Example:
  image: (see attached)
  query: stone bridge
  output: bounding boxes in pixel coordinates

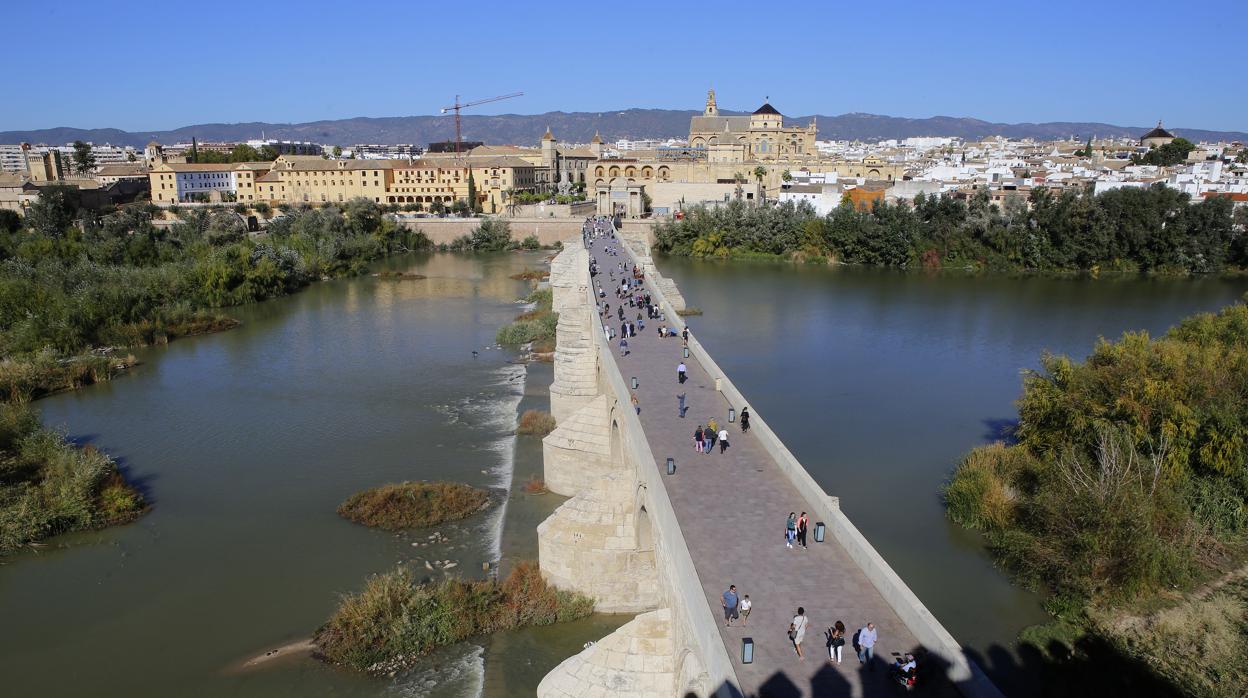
[535,228,1001,698]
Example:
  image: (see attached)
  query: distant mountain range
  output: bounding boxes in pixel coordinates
[2,110,1244,148]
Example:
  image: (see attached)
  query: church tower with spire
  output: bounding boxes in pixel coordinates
[704,89,718,117]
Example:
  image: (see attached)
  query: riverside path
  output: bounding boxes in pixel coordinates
[585,231,961,698]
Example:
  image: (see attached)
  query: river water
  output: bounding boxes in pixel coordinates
[0,251,620,697]
[654,256,1248,695]
[3,248,1245,697]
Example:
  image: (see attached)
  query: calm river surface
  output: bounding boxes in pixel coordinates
[656,256,1248,694]
[0,251,619,697]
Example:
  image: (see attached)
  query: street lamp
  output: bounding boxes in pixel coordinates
[666,457,675,475]
[682,347,690,358]
[728,408,736,423]
[742,637,754,664]
[631,377,639,389]
[814,521,826,543]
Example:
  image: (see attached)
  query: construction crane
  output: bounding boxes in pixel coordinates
[440,92,523,154]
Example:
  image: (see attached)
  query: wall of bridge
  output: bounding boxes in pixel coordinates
[537,242,735,697]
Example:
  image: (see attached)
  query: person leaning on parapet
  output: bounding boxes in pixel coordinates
[721,585,740,627]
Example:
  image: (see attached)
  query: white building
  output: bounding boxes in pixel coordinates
[150,163,238,202]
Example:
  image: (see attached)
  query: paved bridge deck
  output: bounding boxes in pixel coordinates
[586,234,932,698]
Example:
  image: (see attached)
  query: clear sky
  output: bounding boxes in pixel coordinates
[4,0,1246,133]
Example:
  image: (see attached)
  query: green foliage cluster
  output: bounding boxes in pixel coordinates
[655,186,1248,273]
[496,288,557,347]
[188,143,275,164]
[1133,138,1197,167]
[946,297,1248,602]
[314,560,594,674]
[336,481,490,531]
[0,401,146,554]
[448,218,513,252]
[0,192,431,373]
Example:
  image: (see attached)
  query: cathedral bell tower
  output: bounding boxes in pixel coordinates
[704,89,718,117]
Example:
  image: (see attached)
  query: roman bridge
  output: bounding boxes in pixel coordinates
[535,226,1001,698]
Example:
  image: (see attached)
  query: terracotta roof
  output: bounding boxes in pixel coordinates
[1203,192,1248,202]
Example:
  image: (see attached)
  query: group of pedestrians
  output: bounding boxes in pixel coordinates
[719,584,753,627]
[784,511,810,549]
[693,423,731,454]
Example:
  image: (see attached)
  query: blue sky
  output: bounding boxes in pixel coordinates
[4,0,1246,132]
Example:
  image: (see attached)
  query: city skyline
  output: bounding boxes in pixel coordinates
[4,0,1246,133]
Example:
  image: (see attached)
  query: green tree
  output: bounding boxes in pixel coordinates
[230,144,260,162]
[753,165,767,185]
[781,169,792,182]
[25,184,82,238]
[1137,137,1196,166]
[71,140,96,174]
[332,145,343,158]
[259,145,279,161]
[467,172,481,214]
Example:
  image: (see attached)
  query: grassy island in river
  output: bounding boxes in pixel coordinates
[337,481,491,531]
[314,560,594,675]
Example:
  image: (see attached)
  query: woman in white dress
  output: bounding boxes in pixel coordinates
[789,606,809,660]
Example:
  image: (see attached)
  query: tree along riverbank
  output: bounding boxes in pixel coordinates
[655,186,1248,274]
[0,190,434,554]
[946,293,1248,697]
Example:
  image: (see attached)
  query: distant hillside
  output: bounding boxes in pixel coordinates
[2,110,1244,148]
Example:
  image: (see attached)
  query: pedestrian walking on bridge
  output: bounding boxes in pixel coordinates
[789,607,809,660]
[721,585,739,627]
[677,361,687,384]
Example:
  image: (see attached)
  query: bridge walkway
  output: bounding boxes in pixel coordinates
[586,234,934,697]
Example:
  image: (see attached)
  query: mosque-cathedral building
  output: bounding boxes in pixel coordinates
[578,91,903,216]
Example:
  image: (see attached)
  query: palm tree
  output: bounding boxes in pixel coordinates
[504,187,517,217]
[753,165,767,185]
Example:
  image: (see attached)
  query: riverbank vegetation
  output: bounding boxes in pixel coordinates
[496,287,557,352]
[314,560,594,675]
[655,186,1248,273]
[446,218,550,253]
[336,481,490,531]
[945,294,1248,695]
[0,402,146,554]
